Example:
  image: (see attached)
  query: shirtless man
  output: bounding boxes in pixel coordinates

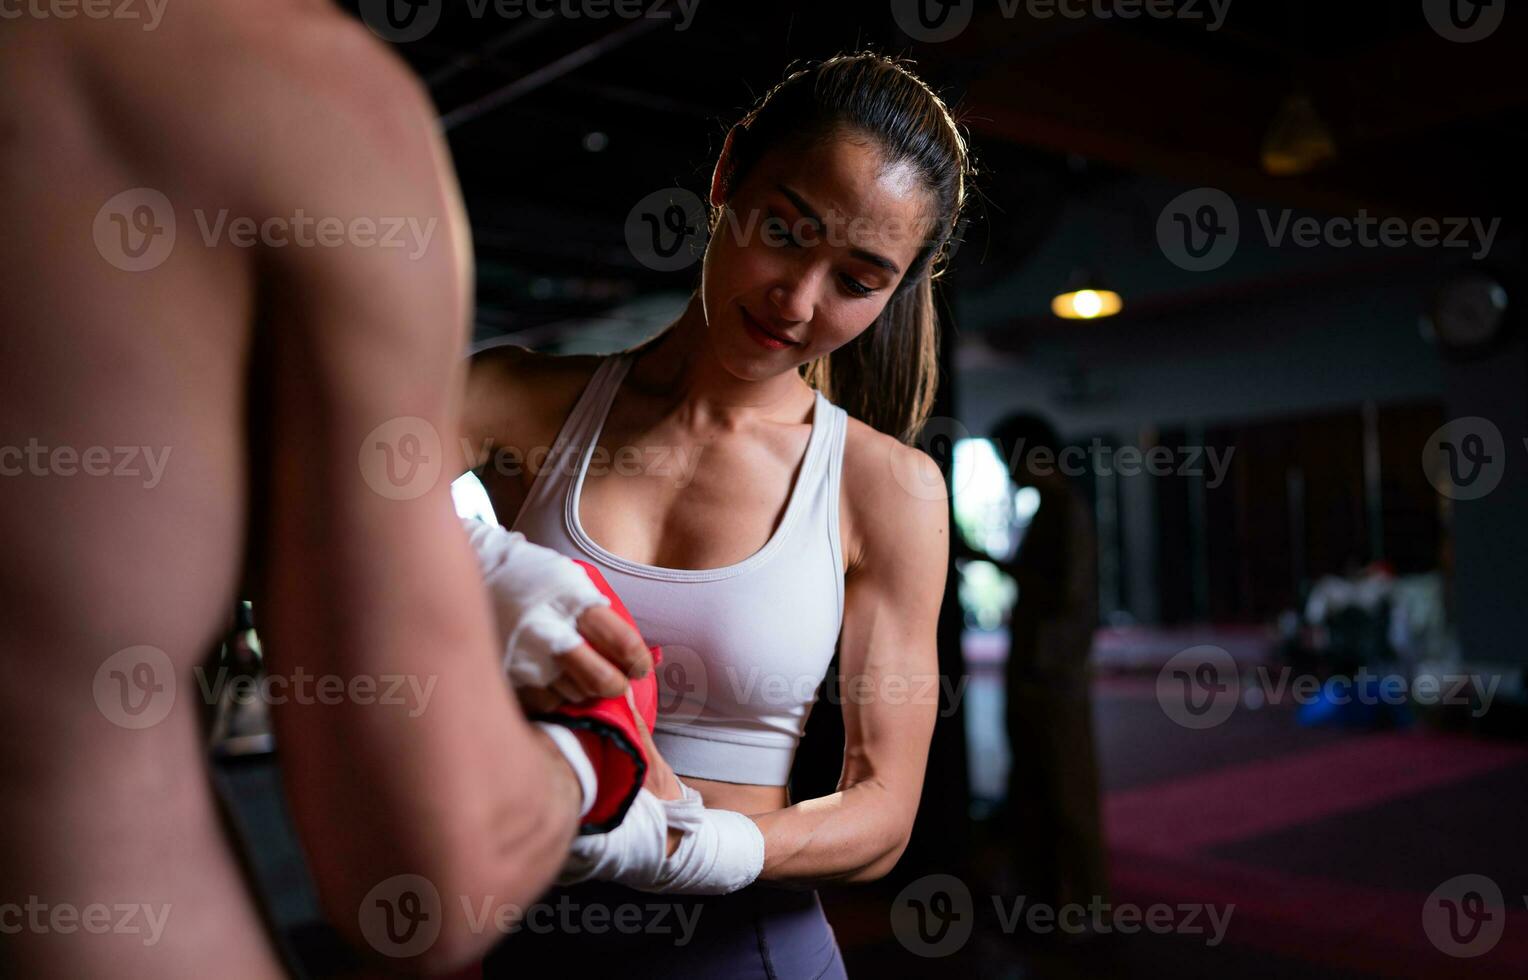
[0,3,649,976]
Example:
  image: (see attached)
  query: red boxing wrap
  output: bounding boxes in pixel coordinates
[534,560,661,834]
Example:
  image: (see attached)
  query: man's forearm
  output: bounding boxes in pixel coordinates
[530,725,591,824]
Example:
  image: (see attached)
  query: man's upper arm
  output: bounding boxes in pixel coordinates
[235,22,569,934]
[249,21,481,681]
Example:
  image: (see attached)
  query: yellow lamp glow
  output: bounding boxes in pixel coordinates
[1051,287,1122,320]
[1262,92,1337,177]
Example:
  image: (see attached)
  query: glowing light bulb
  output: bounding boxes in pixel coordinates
[1051,287,1122,320]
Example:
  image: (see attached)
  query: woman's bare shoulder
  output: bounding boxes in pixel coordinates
[470,344,604,410]
[470,343,601,389]
[465,344,606,447]
[839,414,947,573]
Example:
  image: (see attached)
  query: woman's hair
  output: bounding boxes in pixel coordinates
[717,51,972,446]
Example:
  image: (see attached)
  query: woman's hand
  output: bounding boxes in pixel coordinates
[518,665,685,852]
[626,688,684,856]
[629,689,681,801]
[515,603,652,712]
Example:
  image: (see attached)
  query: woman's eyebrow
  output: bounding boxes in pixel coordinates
[776,183,903,276]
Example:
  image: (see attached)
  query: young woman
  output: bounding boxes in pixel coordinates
[466,52,971,978]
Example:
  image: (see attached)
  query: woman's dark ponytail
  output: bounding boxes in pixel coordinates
[721,52,970,445]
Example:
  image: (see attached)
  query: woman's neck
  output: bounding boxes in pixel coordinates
[629,294,815,433]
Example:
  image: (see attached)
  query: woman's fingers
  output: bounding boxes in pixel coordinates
[551,673,586,703]
[520,641,632,710]
[559,643,631,701]
[576,605,653,679]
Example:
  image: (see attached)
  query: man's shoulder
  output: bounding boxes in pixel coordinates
[71,5,437,185]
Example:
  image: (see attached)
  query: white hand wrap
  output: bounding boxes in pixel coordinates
[461,517,611,687]
[558,788,669,888]
[558,781,766,895]
[533,721,597,820]
[651,781,766,895]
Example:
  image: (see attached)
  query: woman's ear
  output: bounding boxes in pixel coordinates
[709,124,746,207]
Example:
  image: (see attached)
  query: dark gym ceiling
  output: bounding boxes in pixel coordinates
[340,0,1528,346]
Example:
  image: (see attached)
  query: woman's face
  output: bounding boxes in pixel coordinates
[700,132,934,379]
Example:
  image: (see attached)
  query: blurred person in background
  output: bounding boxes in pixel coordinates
[958,412,1108,934]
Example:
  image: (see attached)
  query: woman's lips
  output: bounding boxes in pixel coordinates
[741,307,799,349]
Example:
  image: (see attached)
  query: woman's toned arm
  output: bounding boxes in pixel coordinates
[453,345,654,705]
[750,443,950,885]
[451,343,541,480]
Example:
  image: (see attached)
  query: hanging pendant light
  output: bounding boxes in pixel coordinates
[1051,269,1123,321]
[1262,91,1337,177]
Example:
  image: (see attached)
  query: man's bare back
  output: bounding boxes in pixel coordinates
[0,4,591,976]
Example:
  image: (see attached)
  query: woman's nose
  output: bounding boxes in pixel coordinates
[768,279,813,324]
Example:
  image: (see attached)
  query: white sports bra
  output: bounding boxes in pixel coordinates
[510,350,848,785]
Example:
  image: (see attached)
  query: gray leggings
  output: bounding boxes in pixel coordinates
[481,880,847,979]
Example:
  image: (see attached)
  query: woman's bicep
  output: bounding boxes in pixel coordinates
[835,447,950,796]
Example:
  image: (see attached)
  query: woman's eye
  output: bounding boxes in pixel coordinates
[766,211,802,247]
[839,274,874,297]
